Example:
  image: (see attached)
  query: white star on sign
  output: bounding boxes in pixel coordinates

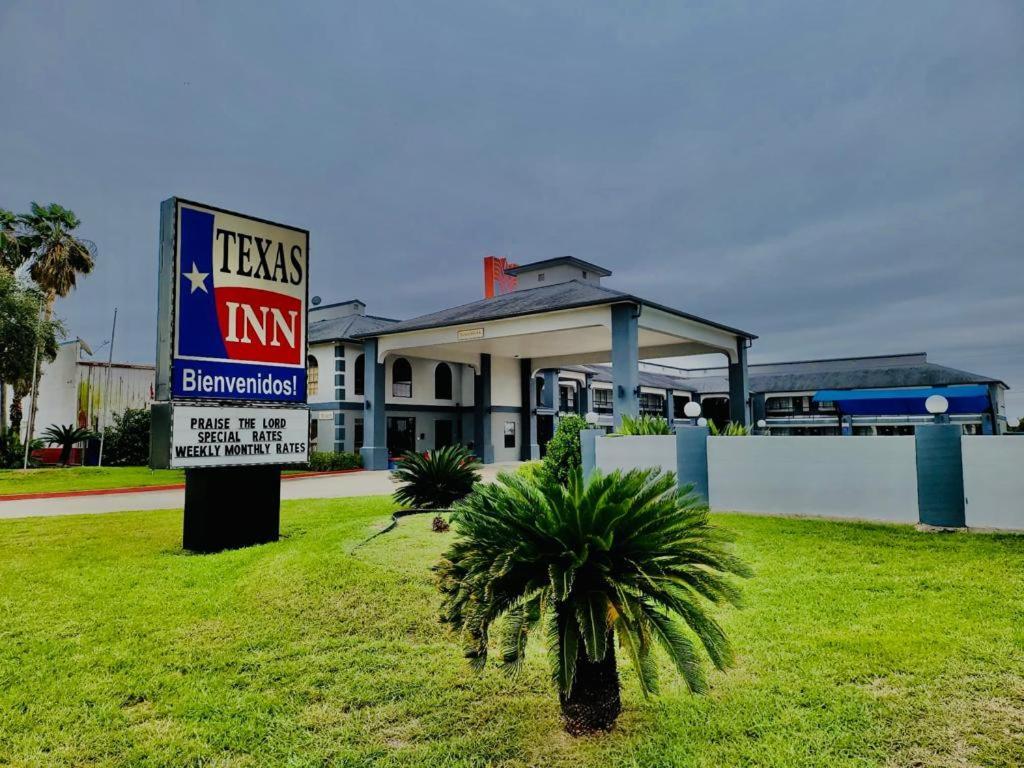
[183,262,209,293]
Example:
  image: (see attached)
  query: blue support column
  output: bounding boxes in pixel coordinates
[664,389,674,421]
[751,393,766,426]
[473,354,495,464]
[915,423,966,528]
[611,303,639,429]
[841,415,853,436]
[728,339,750,426]
[359,338,388,470]
[541,369,556,409]
[676,425,710,503]
[579,374,591,416]
[520,358,539,461]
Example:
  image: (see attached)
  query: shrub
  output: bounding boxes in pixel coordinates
[101,408,151,466]
[708,420,750,436]
[541,413,588,486]
[616,413,672,435]
[432,515,450,533]
[307,451,362,472]
[0,432,42,468]
[391,445,482,510]
[437,467,750,735]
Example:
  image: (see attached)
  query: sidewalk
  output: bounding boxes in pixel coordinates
[0,463,521,519]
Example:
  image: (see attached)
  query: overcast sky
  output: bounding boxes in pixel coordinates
[2,1,1022,419]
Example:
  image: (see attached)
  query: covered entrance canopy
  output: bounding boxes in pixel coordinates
[352,257,756,467]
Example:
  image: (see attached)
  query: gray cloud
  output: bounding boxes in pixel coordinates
[2,0,1022,418]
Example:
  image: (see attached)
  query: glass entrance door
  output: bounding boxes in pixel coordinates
[387,417,416,456]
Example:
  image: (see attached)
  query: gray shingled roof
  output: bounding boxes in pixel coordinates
[309,313,398,343]
[351,279,755,339]
[569,357,1005,395]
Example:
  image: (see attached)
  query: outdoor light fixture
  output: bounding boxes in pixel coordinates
[756,419,767,429]
[925,394,950,423]
[584,411,599,426]
[697,417,708,427]
[683,401,701,419]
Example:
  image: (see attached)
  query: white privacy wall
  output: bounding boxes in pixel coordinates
[961,437,1024,530]
[594,435,676,476]
[708,436,919,523]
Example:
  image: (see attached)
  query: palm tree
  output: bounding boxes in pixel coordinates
[436,467,750,735]
[0,208,25,275]
[41,424,95,466]
[18,202,95,447]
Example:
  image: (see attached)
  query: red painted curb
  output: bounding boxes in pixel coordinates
[0,468,365,502]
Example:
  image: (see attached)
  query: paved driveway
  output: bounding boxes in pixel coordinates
[0,463,522,520]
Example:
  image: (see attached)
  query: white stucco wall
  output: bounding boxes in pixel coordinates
[595,435,677,476]
[708,436,919,523]
[489,356,521,406]
[491,411,521,462]
[961,437,1024,530]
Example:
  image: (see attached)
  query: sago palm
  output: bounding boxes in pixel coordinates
[41,424,95,466]
[392,444,482,510]
[616,413,672,435]
[436,467,750,735]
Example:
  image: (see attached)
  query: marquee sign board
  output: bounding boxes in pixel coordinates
[152,198,310,472]
[159,404,309,469]
[156,198,309,404]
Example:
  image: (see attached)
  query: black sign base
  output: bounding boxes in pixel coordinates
[182,465,281,552]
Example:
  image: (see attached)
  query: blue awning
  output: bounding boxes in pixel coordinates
[813,386,990,416]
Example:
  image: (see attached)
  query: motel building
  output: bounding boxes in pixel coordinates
[306,257,1009,467]
[7,258,1008,464]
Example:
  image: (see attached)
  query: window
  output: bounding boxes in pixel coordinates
[354,417,364,451]
[354,354,364,396]
[306,355,319,397]
[559,384,576,412]
[334,345,345,400]
[593,388,612,413]
[434,362,453,400]
[639,392,665,415]
[537,272,546,282]
[816,400,835,412]
[766,396,793,413]
[392,357,412,398]
[333,413,346,452]
[504,420,516,449]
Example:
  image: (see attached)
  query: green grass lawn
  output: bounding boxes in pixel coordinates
[1,500,1021,767]
[0,467,186,496]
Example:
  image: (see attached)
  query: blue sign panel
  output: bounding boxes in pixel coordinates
[169,200,309,403]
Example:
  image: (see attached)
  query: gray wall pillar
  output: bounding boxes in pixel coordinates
[473,353,495,464]
[676,425,710,503]
[611,303,640,429]
[520,358,539,461]
[664,389,674,421]
[728,340,750,426]
[359,338,388,470]
[841,415,853,436]
[915,423,966,528]
[581,428,601,481]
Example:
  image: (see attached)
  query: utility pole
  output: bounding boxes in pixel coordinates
[22,297,43,470]
[97,307,118,467]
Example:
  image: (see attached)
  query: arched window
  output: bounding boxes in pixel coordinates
[306,355,319,397]
[434,362,453,400]
[353,354,364,396]
[392,357,412,398]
